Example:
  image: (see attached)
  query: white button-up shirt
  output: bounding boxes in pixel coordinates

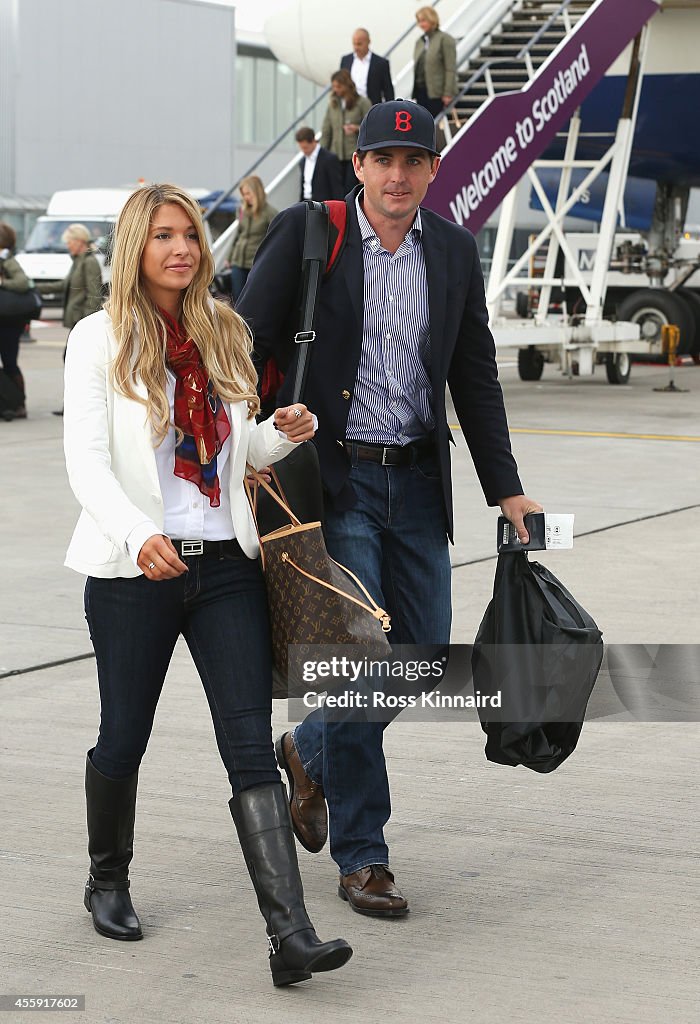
[302,143,321,200]
[350,51,372,98]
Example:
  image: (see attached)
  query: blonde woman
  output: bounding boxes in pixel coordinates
[63,184,351,986]
[228,175,277,300]
[52,224,103,417]
[60,224,103,329]
[413,5,457,116]
[320,69,372,192]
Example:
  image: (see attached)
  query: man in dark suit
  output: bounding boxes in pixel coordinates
[295,126,344,202]
[237,101,540,917]
[340,28,394,105]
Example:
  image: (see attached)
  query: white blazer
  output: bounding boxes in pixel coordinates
[63,310,296,578]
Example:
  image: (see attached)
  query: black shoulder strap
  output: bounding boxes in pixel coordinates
[291,201,329,404]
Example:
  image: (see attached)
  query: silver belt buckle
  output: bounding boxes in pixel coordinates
[381,447,392,466]
[181,540,204,556]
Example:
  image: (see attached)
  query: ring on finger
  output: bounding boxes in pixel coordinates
[292,408,302,418]
[148,561,156,570]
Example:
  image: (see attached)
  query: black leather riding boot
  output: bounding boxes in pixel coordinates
[229,783,352,986]
[84,750,143,941]
[10,371,26,418]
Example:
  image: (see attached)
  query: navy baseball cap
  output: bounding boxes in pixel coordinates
[356,99,439,155]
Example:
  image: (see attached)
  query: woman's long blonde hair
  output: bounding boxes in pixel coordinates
[107,184,260,444]
[239,175,267,217]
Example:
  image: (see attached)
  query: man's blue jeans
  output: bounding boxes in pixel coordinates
[293,454,452,876]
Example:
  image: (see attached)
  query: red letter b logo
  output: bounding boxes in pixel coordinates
[395,110,412,132]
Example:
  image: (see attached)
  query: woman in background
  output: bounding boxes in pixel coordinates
[228,176,277,301]
[51,223,103,416]
[320,70,372,192]
[0,221,31,420]
[413,6,457,117]
[61,223,104,330]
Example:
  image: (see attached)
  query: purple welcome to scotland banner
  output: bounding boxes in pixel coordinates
[422,0,659,231]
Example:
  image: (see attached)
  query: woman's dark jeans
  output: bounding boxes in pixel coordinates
[0,319,24,378]
[413,88,444,118]
[339,160,358,193]
[84,550,279,795]
[230,266,249,301]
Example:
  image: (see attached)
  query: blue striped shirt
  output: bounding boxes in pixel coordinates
[345,192,434,445]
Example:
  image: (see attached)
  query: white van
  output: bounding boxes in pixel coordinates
[15,188,134,304]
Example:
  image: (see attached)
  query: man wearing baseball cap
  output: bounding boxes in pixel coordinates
[237,100,540,917]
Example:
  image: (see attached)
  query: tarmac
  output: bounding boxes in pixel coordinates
[1,314,699,1024]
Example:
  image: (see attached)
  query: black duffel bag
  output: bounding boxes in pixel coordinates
[0,285,42,321]
[472,552,603,772]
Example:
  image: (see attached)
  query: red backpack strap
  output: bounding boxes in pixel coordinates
[324,200,348,276]
[259,356,285,414]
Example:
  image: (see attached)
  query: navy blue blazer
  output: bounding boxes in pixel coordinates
[236,188,523,540]
[340,52,394,105]
[299,146,344,202]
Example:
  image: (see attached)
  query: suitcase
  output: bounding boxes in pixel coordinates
[0,369,25,421]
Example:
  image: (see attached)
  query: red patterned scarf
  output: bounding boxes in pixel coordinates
[160,308,230,507]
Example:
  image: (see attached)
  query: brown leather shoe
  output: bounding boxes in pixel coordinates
[338,865,409,917]
[275,732,327,853]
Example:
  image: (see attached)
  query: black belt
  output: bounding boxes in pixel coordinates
[344,437,435,467]
[170,539,245,559]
